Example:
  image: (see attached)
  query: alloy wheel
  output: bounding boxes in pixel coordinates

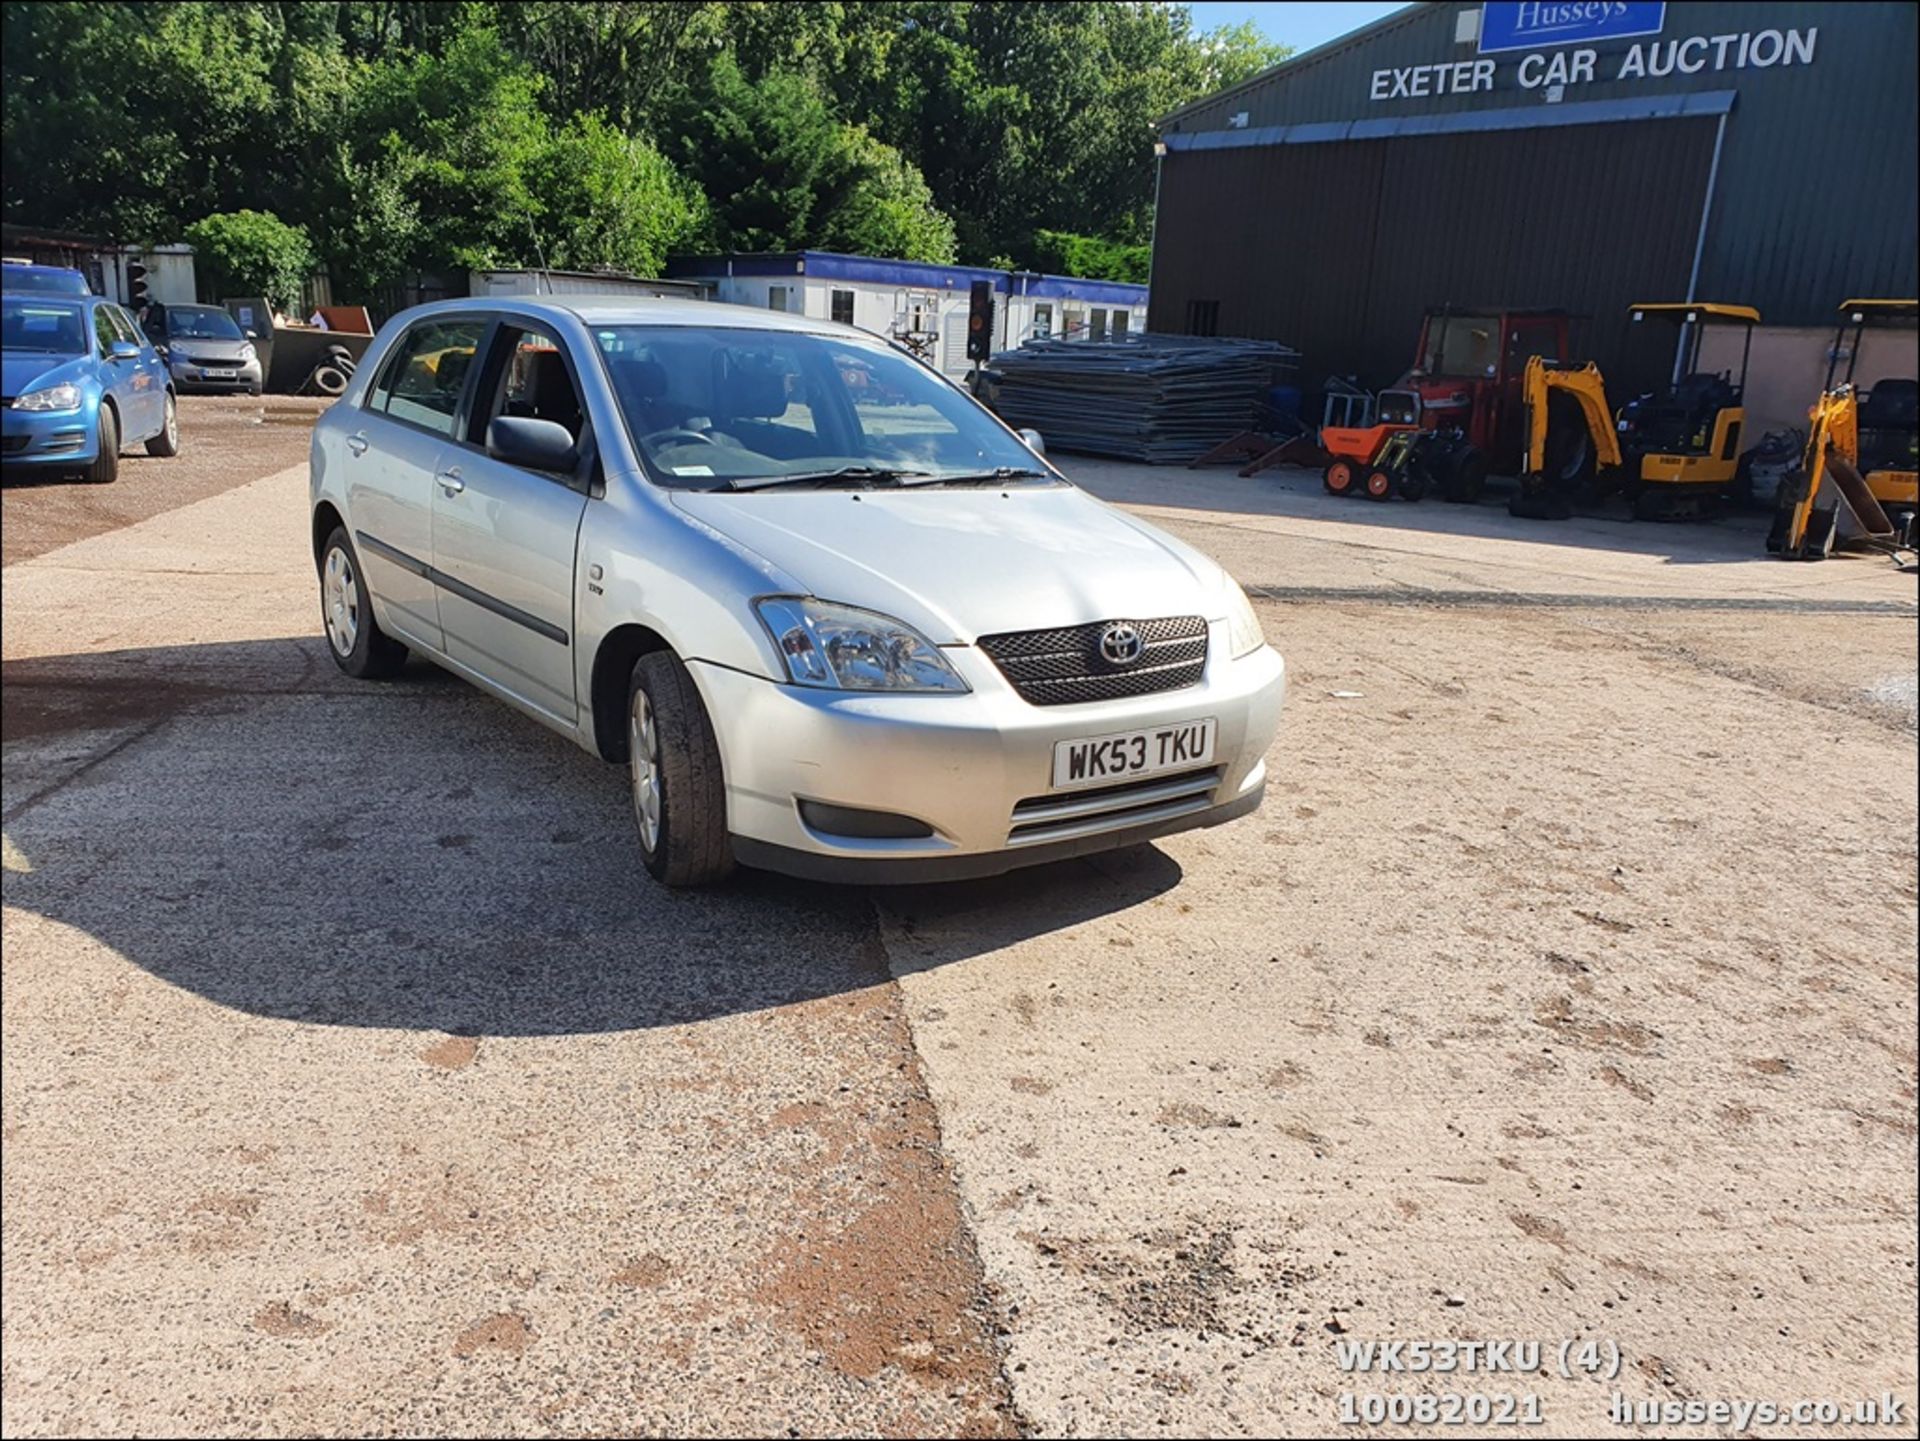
[630,690,663,852]
[323,546,360,656]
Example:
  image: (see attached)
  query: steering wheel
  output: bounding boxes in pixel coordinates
[644,427,715,448]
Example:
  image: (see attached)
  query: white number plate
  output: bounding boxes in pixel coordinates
[200,368,237,379]
[1052,717,1217,789]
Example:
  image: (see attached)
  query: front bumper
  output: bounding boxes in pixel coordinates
[692,627,1286,883]
[168,358,261,392]
[1,404,96,466]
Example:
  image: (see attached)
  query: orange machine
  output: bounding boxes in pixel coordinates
[1320,389,1421,497]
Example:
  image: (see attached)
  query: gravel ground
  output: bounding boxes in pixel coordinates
[2,438,1914,1437]
[0,395,332,567]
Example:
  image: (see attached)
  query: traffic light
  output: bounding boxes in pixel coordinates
[966,279,995,362]
[126,259,150,311]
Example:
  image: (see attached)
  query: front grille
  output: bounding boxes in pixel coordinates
[1,434,29,453]
[978,615,1208,706]
[1008,766,1223,846]
[184,354,240,369]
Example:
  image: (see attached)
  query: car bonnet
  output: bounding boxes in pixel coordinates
[671,484,1224,645]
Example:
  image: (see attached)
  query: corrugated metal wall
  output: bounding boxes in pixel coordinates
[1151,1,1918,358]
[1150,116,1719,389]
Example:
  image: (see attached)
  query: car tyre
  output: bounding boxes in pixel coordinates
[628,651,735,887]
[318,526,407,679]
[85,406,119,484]
[145,391,181,457]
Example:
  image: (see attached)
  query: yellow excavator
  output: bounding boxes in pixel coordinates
[1615,303,1759,519]
[1507,355,1622,519]
[1768,300,1919,560]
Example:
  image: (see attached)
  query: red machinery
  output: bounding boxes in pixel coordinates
[1316,307,1572,503]
[1401,306,1571,467]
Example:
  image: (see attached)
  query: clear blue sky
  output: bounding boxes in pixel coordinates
[1187,2,1413,57]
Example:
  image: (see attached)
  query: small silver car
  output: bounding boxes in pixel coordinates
[147,303,263,394]
[309,299,1285,885]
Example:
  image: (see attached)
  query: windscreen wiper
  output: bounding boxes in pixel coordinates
[728,465,932,491]
[897,467,1054,486]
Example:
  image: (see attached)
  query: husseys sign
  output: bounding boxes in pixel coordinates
[1479,2,1668,54]
[1369,4,1819,102]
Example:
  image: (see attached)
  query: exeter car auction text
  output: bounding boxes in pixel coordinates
[1371,26,1817,101]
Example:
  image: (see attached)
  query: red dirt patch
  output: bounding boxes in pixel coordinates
[453,1312,531,1357]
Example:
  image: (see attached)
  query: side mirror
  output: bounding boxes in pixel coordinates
[487,415,578,474]
[245,329,259,340]
[1018,427,1046,456]
[110,339,141,360]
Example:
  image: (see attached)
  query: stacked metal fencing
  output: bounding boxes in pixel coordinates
[988,334,1301,463]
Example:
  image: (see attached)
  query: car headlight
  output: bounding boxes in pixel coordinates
[238,342,256,362]
[13,381,83,413]
[755,597,969,693]
[1224,579,1265,658]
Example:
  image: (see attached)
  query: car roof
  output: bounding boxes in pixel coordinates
[394,294,863,339]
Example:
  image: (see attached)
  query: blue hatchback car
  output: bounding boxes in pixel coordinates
[1,290,179,482]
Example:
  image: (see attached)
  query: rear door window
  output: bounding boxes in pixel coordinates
[371,318,487,437]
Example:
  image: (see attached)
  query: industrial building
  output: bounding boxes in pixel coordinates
[665,251,1148,379]
[1148,1,1918,435]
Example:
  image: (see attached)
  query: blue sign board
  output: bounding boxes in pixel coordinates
[1478,2,1667,54]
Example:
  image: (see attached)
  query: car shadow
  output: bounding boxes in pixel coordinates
[1,636,1185,1037]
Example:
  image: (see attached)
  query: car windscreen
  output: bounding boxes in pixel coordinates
[591,324,1043,488]
[1,297,87,355]
[167,307,244,340]
[1423,315,1500,378]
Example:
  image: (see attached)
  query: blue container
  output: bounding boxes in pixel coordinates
[1266,385,1303,420]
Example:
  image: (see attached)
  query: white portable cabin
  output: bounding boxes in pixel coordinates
[470,268,709,302]
[663,251,1149,378]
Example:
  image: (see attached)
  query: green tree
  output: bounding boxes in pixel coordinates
[336,25,549,274]
[814,129,957,264]
[1028,230,1150,284]
[529,114,711,276]
[669,54,957,263]
[183,209,315,310]
[494,2,723,129]
[3,0,1289,296]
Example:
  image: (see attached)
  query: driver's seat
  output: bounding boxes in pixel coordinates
[606,358,682,436]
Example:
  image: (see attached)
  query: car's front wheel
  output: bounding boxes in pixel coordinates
[145,392,181,457]
[318,526,407,678]
[85,406,118,484]
[628,651,734,886]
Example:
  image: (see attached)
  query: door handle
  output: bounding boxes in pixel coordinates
[345,432,369,456]
[437,467,465,495]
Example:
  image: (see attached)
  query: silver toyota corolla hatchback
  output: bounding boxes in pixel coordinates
[308,298,1285,885]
